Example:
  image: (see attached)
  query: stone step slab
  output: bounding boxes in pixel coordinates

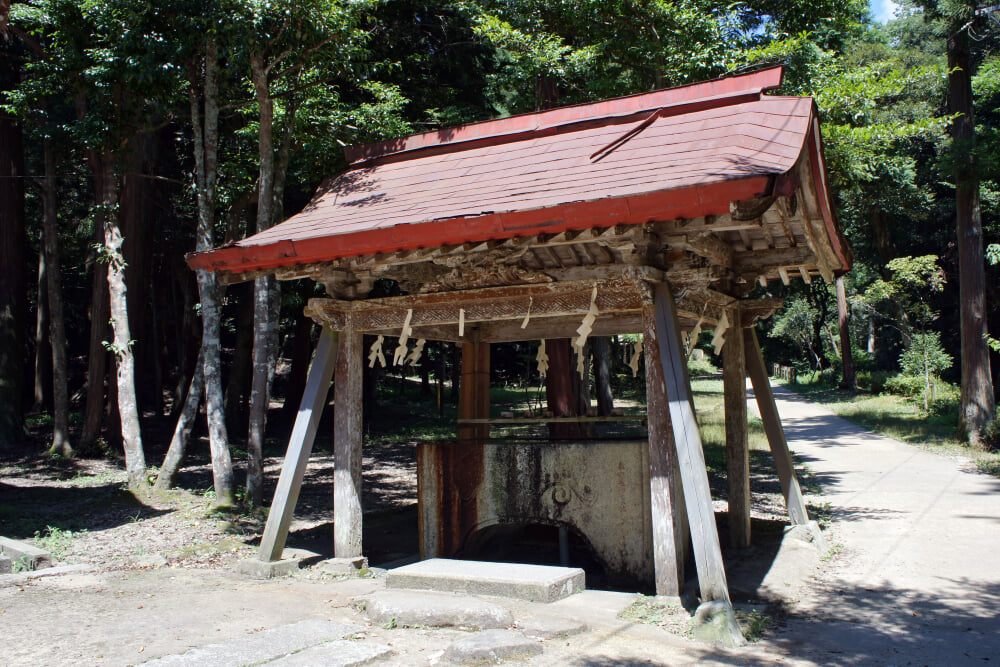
[141,620,363,666]
[361,590,513,629]
[516,615,588,640]
[443,630,542,664]
[387,558,585,602]
[265,639,393,666]
[0,536,53,570]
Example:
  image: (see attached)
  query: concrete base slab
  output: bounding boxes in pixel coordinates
[387,558,584,602]
[141,619,363,666]
[443,630,542,663]
[545,589,639,624]
[517,615,587,640]
[361,590,513,629]
[0,536,53,570]
[266,640,393,666]
[235,549,321,579]
[0,554,10,574]
[315,556,368,574]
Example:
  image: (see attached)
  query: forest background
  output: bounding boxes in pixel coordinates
[1,0,997,503]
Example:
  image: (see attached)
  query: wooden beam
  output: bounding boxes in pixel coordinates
[734,246,813,274]
[257,327,339,561]
[643,299,689,595]
[685,232,733,269]
[723,307,750,549]
[743,328,809,525]
[305,277,649,333]
[650,281,732,604]
[775,197,797,247]
[333,324,364,557]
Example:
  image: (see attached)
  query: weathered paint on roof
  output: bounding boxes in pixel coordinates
[188,67,846,276]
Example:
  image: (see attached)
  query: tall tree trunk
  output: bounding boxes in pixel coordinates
[120,132,153,414]
[0,61,25,449]
[101,156,147,489]
[545,339,582,440]
[225,286,253,435]
[949,24,996,446]
[78,100,110,449]
[281,308,315,421]
[189,41,234,503]
[591,336,614,416]
[836,276,856,389]
[247,53,277,506]
[33,245,51,412]
[156,347,204,491]
[42,140,72,457]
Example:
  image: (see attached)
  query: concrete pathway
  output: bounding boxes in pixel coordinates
[750,385,1000,665]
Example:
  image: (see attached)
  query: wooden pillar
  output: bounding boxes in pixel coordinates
[724,306,751,548]
[650,282,731,604]
[334,324,364,558]
[743,328,809,525]
[642,302,689,595]
[458,330,490,443]
[258,326,339,561]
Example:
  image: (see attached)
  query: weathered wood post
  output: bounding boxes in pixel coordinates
[743,328,809,525]
[723,303,751,548]
[458,330,490,444]
[650,281,743,646]
[642,300,689,596]
[257,326,339,561]
[333,321,364,558]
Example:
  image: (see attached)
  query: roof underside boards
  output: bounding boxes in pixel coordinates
[186,66,852,308]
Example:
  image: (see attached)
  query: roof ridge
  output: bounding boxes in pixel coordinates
[344,66,785,166]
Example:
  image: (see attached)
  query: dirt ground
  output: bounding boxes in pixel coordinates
[0,389,813,666]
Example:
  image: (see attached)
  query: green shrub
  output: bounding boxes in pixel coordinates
[981,417,1000,450]
[883,373,958,408]
[858,370,891,393]
[899,331,952,378]
[687,354,718,377]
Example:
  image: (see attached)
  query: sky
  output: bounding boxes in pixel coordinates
[871,0,900,23]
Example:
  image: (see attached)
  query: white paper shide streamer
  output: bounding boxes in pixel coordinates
[711,310,729,356]
[628,337,643,377]
[393,308,414,366]
[571,285,599,378]
[368,335,386,368]
[405,338,426,366]
[535,340,549,378]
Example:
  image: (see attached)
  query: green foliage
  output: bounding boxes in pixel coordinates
[686,352,718,377]
[32,525,85,560]
[898,331,952,377]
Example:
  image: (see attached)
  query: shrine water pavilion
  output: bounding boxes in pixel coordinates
[187,65,852,620]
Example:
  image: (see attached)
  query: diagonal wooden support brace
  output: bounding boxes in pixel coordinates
[650,282,731,604]
[743,328,810,525]
[258,326,339,562]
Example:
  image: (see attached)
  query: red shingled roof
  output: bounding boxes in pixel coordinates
[188,66,842,275]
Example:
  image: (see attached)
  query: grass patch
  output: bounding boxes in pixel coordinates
[620,595,692,636]
[736,607,776,642]
[692,379,769,473]
[32,525,86,560]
